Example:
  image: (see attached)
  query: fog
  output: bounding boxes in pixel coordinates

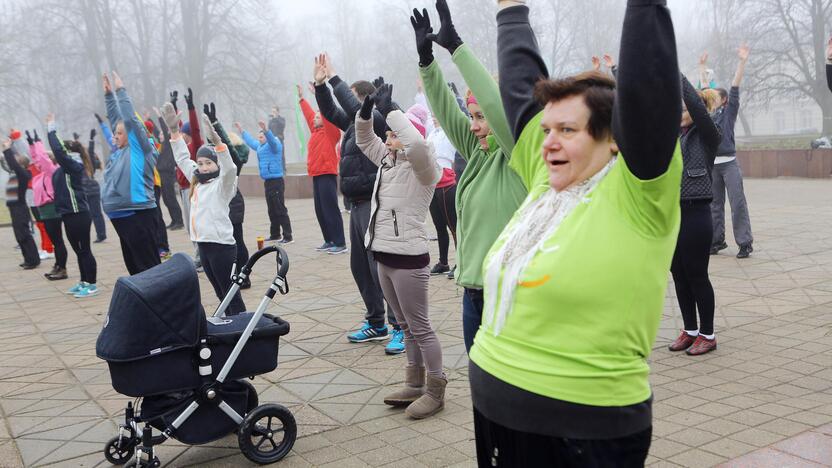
[1,0,829,167]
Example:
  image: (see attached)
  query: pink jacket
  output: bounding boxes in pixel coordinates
[29,141,57,207]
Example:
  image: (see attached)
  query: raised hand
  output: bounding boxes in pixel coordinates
[296,84,303,99]
[307,82,316,94]
[314,54,327,85]
[371,83,395,117]
[202,113,221,145]
[233,122,243,133]
[737,43,750,62]
[25,130,33,145]
[427,0,463,54]
[257,121,267,131]
[73,132,81,141]
[170,90,179,112]
[184,88,194,110]
[45,113,56,132]
[699,51,709,66]
[359,95,375,120]
[204,102,217,123]
[372,76,385,89]
[323,52,336,78]
[94,112,103,124]
[592,56,601,71]
[90,128,97,140]
[112,71,124,90]
[603,53,615,69]
[33,130,40,142]
[160,102,181,133]
[102,73,112,93]
[410,7,435,66]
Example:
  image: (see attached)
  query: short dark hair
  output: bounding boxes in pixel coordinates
[715,88,728,102]
[533,71,616,141]
[351,80,376,100]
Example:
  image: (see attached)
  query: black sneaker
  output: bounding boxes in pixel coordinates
[710,241,728,255]
[737,244,753,259]
[22,262,40,270]
[167,222,184,231]
[430,263,450,275]
[277,237,294,245]
[267,235,282,242]
[447,265,456,280]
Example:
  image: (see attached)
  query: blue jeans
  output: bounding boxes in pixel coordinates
[463,288,484,354]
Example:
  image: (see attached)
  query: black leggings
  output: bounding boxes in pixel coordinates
[154,186,170,252]
[63,211,97,284]
[429,184,457,265]
[232,222,249,274]
[198,242,246,315]
[42,217,67,269]
[670,201,716,335]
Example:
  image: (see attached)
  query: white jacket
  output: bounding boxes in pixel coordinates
[355,110,441,256]
[172,138,238,245]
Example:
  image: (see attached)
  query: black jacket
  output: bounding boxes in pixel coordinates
[3,149,30,205]
[680,76,721,201]
[315,75,387,202]
[48,131,89,215]
[81,138,102,198]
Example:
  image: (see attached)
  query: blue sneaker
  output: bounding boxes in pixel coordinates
[74,284,99,298]
[347,322,389,343]
[315,241,335,251]
[385,329,405,355]
[327,245,348,255]
[66,282,86,295]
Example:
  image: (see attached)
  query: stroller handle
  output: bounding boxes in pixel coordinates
[241,245,289,277]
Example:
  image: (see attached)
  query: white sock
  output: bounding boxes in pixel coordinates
[684,329,699,337]
[701,333,715,340]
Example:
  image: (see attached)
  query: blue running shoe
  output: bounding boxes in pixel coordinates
[316,241,335,251]
[74,283,99,298]
[327,245,348,255]
[66,282,86,295]
[385,329,405,355]
[347,322,389,343]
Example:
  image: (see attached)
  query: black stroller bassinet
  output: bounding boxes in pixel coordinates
[97,248,296,466]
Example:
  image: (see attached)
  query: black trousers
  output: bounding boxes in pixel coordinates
[111,209,161,275]
[232,222,249,274]
[198,242,247,315]
[349,201,397,329]
[159,169,183,225]
[9,202,39,265]
[313,175,345,246]
[43,217,68,269]
[154,186,170,252]
[671,201,716,335]
[264,178,292,239]
[62,211,97,284]
[86,189,107,241]
[473,408,651,468]
[429,184,457,265]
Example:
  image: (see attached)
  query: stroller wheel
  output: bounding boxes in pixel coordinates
[104,435,136,465]
[238,404,296,464]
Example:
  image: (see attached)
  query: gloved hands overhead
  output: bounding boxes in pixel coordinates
[410,8,434,66]
[184,88,195,110]
[371,83,397,118]
[427,0,464,54]
[359,95,374,121]
[160,102,181,133]
[25,130,33,146]
[202,113,221,146]
[169,90,179,112]
[203,102,217,124]
[90,128,97,140]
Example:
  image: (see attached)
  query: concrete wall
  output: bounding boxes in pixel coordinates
[736,149,832,179]
[238,174,315,199]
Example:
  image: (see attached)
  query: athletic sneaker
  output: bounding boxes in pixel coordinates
[430,263,450,275]
[74,284,99,298]
[66,282,87,295]
[316,242,335,251]
[447,265,456,280]
[327,245,348,255]
[39,250,54,260]
[277,238,294,245]
[385,329,405,355]
[347,322,390,343]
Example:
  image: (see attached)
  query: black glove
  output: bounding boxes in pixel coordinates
[204,102,217,123]
[169,90,179,112]
[359,95,374,121]
[94,113,103,124]
[427,0,463,54]
[33,129,40,142]
[184,87,194,110]
[371,84,396,117]
[372,76,385,89]
[73,132,81,141]
[90,128,97,140]
[25,130,33,145]
[410,8,435,67]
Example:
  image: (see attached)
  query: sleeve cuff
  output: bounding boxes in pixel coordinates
[496,4,529,25]
[328,75,343,87]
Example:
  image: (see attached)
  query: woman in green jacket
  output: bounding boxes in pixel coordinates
[410,0,543,354]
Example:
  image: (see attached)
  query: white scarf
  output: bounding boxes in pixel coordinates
[483,158,616,336]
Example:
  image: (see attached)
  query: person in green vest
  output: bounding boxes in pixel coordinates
[410,0,539,355]
[463,0,683,464]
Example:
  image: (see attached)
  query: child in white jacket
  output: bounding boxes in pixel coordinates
[162,103,246,315]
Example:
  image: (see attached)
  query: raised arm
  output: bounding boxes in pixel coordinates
[697,52,709,89]
[2,144,30,187]
[47,128,84,175]
[389,110,440,186]
[354,96,388,168]
[29,133,57,176]
[113,75,153,158]
[185,89,203,150]
[161,103,198,180]
[732,44,749,88]
[315,83,351,131]
[204,102,244,176]
[299,97,316,132]
[495,2,549,140]
[682,75,721,150]
[611,0,682,180]
[239,127,259,151]
[201,113,237,199]
[96,114,117,153]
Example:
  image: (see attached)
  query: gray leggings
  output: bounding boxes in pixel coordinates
[377,262,444,377]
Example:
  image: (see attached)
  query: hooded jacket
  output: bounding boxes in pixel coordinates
[101,87,158,214]
[315,75,388,202]
[48,130,89,215]
[242,129,284,179]
[356,110,441,256]
[28,140,58,208]
[300,98,341,177]
[173,138,238,245]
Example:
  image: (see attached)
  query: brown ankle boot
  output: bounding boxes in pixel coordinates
[405,374,447,419]
[46,266,68,281]
[383,366,425,407]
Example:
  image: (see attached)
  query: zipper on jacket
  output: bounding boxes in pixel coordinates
[392,209,399,237]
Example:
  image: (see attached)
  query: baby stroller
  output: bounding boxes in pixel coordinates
[96,245,296,466]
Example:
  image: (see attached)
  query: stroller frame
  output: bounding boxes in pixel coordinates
[104,245,297,467]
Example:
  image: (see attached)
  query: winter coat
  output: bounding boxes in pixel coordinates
[680,76,721,201]
[300,98,341,177]
[242,130,284,179]
[356,110,441,256]
[48,131,89,215]
[101,87,158,214]
[2,150,30,205]
[173,138,237,245]
[28,141,58,207]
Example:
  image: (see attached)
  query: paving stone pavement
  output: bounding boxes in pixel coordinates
[0,178,830,467]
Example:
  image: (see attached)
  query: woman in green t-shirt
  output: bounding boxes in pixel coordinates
[467,0,683,465]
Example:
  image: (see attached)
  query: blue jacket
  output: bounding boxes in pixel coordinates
[242,129,284,179]
[101,87,158,214]
[48,130,89,215]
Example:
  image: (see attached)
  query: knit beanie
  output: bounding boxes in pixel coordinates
[196,144,217,164]
[181,121,191,136]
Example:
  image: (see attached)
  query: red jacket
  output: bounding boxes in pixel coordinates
[301,98,340,177]
[176,107,203,188]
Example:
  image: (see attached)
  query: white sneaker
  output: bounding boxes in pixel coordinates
[40,251,54,260]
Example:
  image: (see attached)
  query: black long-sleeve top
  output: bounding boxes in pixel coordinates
[679,75,721,201]
[48,131,89,215]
